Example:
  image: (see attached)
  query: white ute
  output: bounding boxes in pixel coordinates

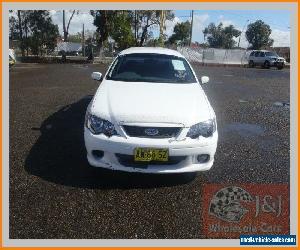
[84,47,218,173]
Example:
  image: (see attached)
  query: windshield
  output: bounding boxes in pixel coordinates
[265,52,278,57]
[106,53,197,83]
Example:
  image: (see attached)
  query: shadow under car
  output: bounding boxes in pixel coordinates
[25,95,197,189]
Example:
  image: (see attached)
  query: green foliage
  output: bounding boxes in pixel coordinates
[167,21,191,46]
[245,20,274,49]
[203,22,241,49]
[27,11,59,55]
[136,10,174,46]
[9,16,19,40]
[10,10,59,56]
[90,10,174,48]
[90,10,116,47]
[110,13,135,50]
[68,33,83,43]
[146,38,161,47]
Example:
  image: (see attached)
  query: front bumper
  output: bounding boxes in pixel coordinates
[84,127,218,173]
[270,60,285,66]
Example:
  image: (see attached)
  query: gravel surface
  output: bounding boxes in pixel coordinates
[9,63,290,239]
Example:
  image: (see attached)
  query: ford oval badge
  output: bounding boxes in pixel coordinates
[144,128,159,136]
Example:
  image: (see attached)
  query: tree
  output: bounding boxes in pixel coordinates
[68,32,82,43]
[17,10,25,56]
[90,10,116,49]
[21,11,32,56]
[10,11,29,54]
[90,10,174,50]
[110,12,135,50]
[9,10,59,56]
[27,11,59,56]
[63,10,78,42]
[9,15,19,41]
[245,20,274,49]
[167,21,191,46]
[203,23,241,49]
[136,10,174,46]
[146,38,160,47]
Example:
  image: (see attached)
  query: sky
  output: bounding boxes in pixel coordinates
[48,10,291,48]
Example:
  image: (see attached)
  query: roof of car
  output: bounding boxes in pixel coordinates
[251,50,270,52]
[119,47,184,58]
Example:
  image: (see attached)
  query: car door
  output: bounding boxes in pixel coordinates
[249,51,255,62]
[254,51,261,64]
[259,52,266,65]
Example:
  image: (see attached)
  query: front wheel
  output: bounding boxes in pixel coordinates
[277,65,284,70]
[249,60,255,68]
[264,61,270,69]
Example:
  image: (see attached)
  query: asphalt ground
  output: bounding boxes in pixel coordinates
[9,63,290,239]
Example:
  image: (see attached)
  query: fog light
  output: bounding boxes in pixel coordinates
[197,154,210,163]
[92,150,104,159]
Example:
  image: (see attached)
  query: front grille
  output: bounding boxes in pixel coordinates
[122,125,181,138]
[115,154,186,168]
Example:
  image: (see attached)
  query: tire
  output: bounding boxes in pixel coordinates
[249,60,255,68]
[277,65,284,70]
[264,61,270,69]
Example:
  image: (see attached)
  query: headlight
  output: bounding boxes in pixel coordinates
[85,112,119,137]
[187,118,216,139]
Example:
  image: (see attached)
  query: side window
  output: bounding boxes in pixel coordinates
[254,52,260,57]
[260,52,265,57]
[250,51,255,56]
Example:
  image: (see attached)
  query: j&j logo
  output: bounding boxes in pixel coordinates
[209,186,254,223]
[203,184,289,238]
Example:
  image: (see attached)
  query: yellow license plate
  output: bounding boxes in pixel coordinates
[134,148,169,162]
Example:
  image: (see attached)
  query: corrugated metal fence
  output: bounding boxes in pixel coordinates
[177,47,252,65]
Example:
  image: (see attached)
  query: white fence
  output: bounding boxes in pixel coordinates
[177,47,252,65]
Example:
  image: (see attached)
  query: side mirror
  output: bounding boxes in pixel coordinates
[201,76,209,85]
[91,72,103,81]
